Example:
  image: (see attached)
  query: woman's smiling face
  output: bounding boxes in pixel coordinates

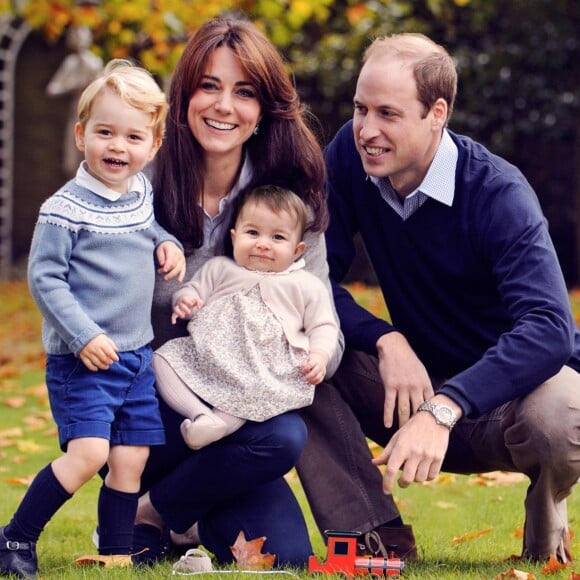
[187,45,262,161]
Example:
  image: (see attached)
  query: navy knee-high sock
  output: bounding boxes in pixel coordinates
[4,464,72,542]
[97,485,139,555]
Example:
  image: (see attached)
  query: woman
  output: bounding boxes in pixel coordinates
[133,16,343,567]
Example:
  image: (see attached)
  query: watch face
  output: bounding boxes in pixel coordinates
[435,406,453,425]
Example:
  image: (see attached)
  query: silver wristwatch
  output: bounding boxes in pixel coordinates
[417,400,457,430]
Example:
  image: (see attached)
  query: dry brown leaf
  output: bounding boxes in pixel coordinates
[75,554,132,568]
[3,397,26,408]
[435,501,457,510]
[422,473,457,486]
[469,471,527,487]
[542,554,570,574]
[395,497,413,515]
[22,414,48,429]
[23,384,48,396]
[230,531,276,570]
[4,475,35,486]
[16,440,44,453]
[24,384,49,406]
[494,567,535,579]
[0,427,23,438]
[513,527,524,538]
[451,527,492,544]
[369,440,382,458]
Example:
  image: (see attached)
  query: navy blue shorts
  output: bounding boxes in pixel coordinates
[46,345,165,450]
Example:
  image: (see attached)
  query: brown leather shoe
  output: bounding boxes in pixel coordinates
[356,524,418,561]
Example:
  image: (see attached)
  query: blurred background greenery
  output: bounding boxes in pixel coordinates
[2,0,580,286]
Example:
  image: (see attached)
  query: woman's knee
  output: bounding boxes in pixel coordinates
[241,413,307,462]
[198,478,312,568]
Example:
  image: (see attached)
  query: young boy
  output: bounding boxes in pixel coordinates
[0,60,185,579]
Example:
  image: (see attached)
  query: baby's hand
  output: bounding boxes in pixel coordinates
[301,351,329,385]
[171,296,204,324]
[157,242,186,282]
[80,334,119,372]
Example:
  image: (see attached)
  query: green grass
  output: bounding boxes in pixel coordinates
[1,282,579,578]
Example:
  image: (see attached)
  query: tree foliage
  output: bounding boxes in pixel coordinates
[3,0,580,280]
[5,0,576,147]
[2,0,334,75]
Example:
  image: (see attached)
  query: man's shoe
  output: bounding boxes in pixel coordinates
[356,524,418,561]
[0,527,38,579]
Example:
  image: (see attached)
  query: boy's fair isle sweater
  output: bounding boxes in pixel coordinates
[28,174,179,357]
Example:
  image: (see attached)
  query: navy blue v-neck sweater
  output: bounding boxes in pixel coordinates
[325,120,580,416]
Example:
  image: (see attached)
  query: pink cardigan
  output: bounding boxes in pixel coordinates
[172,256,340,361]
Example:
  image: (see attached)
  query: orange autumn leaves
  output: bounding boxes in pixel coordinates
[369,439,579,577]
[0,407,55,487]
[0,282,44,378]
[231,531,276,571]
[496,558,579,578]
[0,282,50,486]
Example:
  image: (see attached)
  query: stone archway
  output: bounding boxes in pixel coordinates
[0,16,29,277]
[0,17,71,278]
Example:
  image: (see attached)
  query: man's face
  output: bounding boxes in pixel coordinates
[352,55,444,197]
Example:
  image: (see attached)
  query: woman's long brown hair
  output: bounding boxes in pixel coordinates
[152,16,327,256]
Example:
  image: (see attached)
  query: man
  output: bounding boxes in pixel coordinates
[298,32,580,563]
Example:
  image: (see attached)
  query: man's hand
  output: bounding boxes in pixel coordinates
[376,331,434,428]
[80,334,119,371]
[157,241,186,282]
[372,394,462,493]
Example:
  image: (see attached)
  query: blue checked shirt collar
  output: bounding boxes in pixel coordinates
[369,129,458,220]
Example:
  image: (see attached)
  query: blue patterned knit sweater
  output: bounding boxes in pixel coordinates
[27,175,180,356]
[325,121,580,416]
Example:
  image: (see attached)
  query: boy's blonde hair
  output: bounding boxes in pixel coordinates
[77,59,168,141]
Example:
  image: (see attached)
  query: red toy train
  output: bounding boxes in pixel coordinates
[308,530,405,577]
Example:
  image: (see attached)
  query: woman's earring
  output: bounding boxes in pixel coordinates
[253,124,260,136]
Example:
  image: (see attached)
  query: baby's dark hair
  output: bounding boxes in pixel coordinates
[234,184,309,239]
